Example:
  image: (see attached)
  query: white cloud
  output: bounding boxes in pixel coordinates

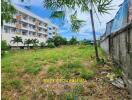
[63,0,124,35]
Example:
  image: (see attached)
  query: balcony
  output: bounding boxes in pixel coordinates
[29,20,35,25]
[4,23,11,27]
[16,23,21,29]
[16,15,21,20]
[21,18,28,23]
[29,18,36,25]
[22,26,28,30]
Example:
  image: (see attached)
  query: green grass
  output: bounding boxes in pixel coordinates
[24,65,42,75]
[1,45,106,99]
[80,69,95,80]
[46,61,95,79]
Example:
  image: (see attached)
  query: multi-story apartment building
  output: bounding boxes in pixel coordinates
[1,4,59,47]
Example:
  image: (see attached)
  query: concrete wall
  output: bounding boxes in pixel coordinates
[100,23,132,95]
[100,37,110,54]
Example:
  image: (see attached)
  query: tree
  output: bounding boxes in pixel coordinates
[43,0,112,61]
[40,42,46,48]
[69,37,78,45]
[11,36,23,47]
[1,0,16,25]
[53,36,67,46]
[32,39,39,47]
[24,39,32,49]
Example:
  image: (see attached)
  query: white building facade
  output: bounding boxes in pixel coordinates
[1,5,59,47]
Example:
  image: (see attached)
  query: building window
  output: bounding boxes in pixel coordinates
[23,14,28,20]
[44,23,47,27]
[44,34,47,38]
[44,29,47,32]
[53,32,56,35]
[49,27,52,30]
[22,31,27,35]
[11,28,16,33]
[53,27,56,30]
[4,27,9,33]
[49,33,52,35]
[33,32,36,36]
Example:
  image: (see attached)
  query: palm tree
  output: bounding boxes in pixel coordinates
[32,39,39,47]
[10,36,23,47]
[24,39,32,49]
[43,0,112,61]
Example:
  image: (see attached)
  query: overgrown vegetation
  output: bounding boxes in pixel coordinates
[47,61,95,79]
[1,40,10,56]
[25,65,42,75]
[1,45,129,99]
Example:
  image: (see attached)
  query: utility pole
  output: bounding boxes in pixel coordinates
[90,3,99,61]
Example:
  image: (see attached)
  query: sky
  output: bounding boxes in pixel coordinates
[11,0,124,40]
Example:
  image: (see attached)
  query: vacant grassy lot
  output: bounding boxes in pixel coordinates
[2,45,130,100]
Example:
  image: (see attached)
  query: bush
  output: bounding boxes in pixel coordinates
[80,70,95,80]
[53,36,67,46]
[1,40,10,56]
[1,40,9,50]
[80,39,92,45]
[69,37,78,45]
[40,42,46,48]
[47,42,55,48]
[47,36,67,47]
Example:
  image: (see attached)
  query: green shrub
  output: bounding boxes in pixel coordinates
[1,40,10,50]
[47,36,67,47]
[1,40,10,56]
[80,39,92,45]
[80,70,95,80]
[47,42,55,48]
[53,36,67,46]
[112,67,122,77]
[40,42,46,48]
[69,37,78,45]
[25,65,42,75]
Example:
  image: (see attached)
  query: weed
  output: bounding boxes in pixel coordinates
[2,79,22,91]
[47,91,55,100]
[72,83,84,95]
[88,82,96,88]
[25,65,42,75]
[80,69,95,80]
[10,79,22,89]
[112,67,123,77]
[64,92,75,100]
[60,84,84,100]
[2,66,15,73]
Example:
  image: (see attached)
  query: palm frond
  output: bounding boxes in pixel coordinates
[50,11,65,19]
[96,0,113,14]
[70,13,85,32]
